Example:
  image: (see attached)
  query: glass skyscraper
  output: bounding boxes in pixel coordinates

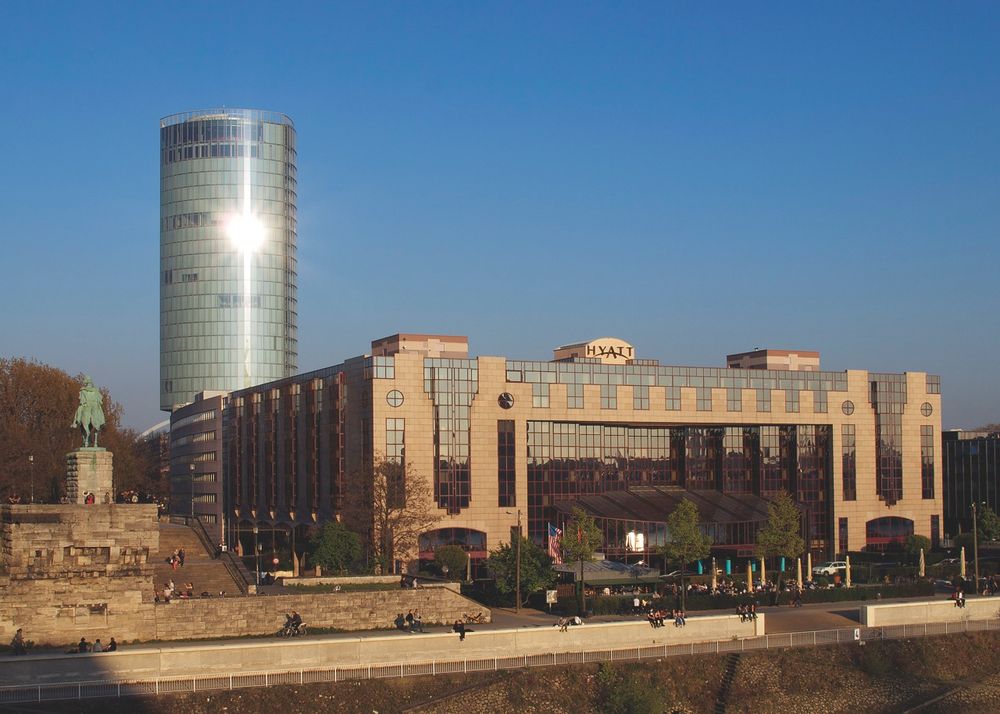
[160,109,298,411]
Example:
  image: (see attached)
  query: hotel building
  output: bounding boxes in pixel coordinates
[220,335,943,571]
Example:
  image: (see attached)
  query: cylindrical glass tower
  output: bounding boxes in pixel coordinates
[160,109,298,411]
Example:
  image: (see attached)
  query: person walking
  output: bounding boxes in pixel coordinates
[453,620,466,641]
[11,629,27,656]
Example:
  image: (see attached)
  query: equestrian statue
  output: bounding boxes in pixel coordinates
[71,375,106,448]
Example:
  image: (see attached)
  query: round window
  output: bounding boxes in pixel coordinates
[498,392,515,409]
[386,390,404,408]
[921,402,933,417]
[842,400,855,416]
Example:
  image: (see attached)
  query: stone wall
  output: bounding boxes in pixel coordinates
[0,504,160,644]
[861,597,1000,626]
[153,587,488,641]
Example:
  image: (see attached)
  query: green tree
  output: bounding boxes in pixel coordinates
[487,535,556,607]
[954,531,976,554]
[307,521,362,574]
[977,504,1000,542]
[755,492,805,601]
[561,507,603,613]
[434,544,469,580]
[904,534,931,563]
[659,499,712,609]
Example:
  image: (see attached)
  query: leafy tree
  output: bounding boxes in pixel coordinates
[487,535,557,607]
[434,544,469,580]
[755,492,805,601]
[904,534,931,563]
[977,504,1000,542]
[0,358,159,501]
[343,455,439,574]
[954,531,976,554]
[561,507,603,613]
[307,521,362,574]
[659,499,712,609]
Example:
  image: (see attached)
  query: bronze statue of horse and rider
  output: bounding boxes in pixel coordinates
[71,375,106,448]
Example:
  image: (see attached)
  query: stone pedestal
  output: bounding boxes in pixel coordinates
[66,448,113,503]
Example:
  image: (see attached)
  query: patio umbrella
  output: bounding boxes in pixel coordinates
[796,557,803,589]
[960,547,967,578]
[746,561,754,591]
[711,557,718,592]
[919,548,926,578]
[759,557,766,585]
[845,555,852,588]
[807,552,813,581]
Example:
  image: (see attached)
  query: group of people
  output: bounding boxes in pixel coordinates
[646,608,686,628]
[158,579,205,602]
[169,548,186,570]
[556,616,584,631]
[280,611,305,636]
[953,587,967,608]
[736,603,759,622]
[393,610,425,633]
[74,637,118,653]
[80,492,110,505]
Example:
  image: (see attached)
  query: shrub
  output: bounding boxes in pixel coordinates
[434,545,469,580]
[596,664,660,714]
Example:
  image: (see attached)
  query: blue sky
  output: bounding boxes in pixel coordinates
[1,2,998,430]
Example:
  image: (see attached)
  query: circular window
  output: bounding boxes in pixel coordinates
[921,402,933,417]
[498,392,515,409]
[842,400,855,416]
[386,390,404,408]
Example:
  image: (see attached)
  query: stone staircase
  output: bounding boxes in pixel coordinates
[154,523,246,597]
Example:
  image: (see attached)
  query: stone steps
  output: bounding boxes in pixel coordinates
[153,524,242,596]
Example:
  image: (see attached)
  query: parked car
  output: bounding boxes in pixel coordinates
[938,558,964,566]
[812,561,847,576]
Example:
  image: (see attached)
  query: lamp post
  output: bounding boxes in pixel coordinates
[28,455,34,504]
[188,463,195,518]
[972,501,980,593]
[252,526,260,586]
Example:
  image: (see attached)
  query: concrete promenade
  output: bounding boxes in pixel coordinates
[0,613,762,687]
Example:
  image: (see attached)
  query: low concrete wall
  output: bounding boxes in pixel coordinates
[0,613,763,686]
[153,588,484,641]
[861,598,1000,626]
[283,575,400,586]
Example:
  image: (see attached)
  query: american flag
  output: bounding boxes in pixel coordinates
[547,523,563,564]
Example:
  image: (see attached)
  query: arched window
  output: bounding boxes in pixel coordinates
[865,517,914,551]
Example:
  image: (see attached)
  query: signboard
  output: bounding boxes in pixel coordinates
[553,337,635,365]
[545,589,558,604]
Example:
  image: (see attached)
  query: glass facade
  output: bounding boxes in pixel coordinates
[870,374,906,506]
[423,359,478,514]
[942,431,1000,535]
[160,108,297,410]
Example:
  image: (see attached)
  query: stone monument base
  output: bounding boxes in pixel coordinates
[66,448,113,503]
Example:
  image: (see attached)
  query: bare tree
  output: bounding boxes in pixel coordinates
[344,455,439,574]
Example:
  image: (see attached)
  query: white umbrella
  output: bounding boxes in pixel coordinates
[960,547,967,578]
[759,557,766,585]
[845,555,852,588]
[711,557,718,592]
[807,552,813,582]
[796,557,803,589]
[919,548,926,578]
[747,560,754,591]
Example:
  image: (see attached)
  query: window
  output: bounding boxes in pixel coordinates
[756,389,770,413]
[566,383,584,409]
[498,420,515,507]
[813,391,827,413]
[921,425,935,499]
[842,400,855,416]
[839,517,849,554]
[633,385,649,410]
[665,386,681,411]
[192,493,216,503]
[842,425,856,501]
[726,388,741,412]
[532,383,550,408]
[931,515,940,548]
[696,387,712,411]
[785,389,799,413]
[386,418,405,463]
[386,390,404,407]
[600,384,617,409]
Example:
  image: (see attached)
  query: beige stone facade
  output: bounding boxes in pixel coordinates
[65,449,114,504]
[225,335,944,570]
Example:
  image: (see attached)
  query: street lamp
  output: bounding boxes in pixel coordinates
[27,455,34,504]
[252,525,260,586]
[188,463,195,519]
[972,501,981,593]
[506,509,522,613]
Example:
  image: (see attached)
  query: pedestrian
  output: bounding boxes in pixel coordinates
[558,617,569,632]
[453,620,466,641]
[78,637,89,653]
[413,611,424,633]
[178,548,185,567]
[405,610,415,631]
[11,628,27,656]
[107,638,118,652]
[92,639,104,653]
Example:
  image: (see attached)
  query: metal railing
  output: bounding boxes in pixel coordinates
[1,617,997,704]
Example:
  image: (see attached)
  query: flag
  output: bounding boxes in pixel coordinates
[548,523,563,564]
